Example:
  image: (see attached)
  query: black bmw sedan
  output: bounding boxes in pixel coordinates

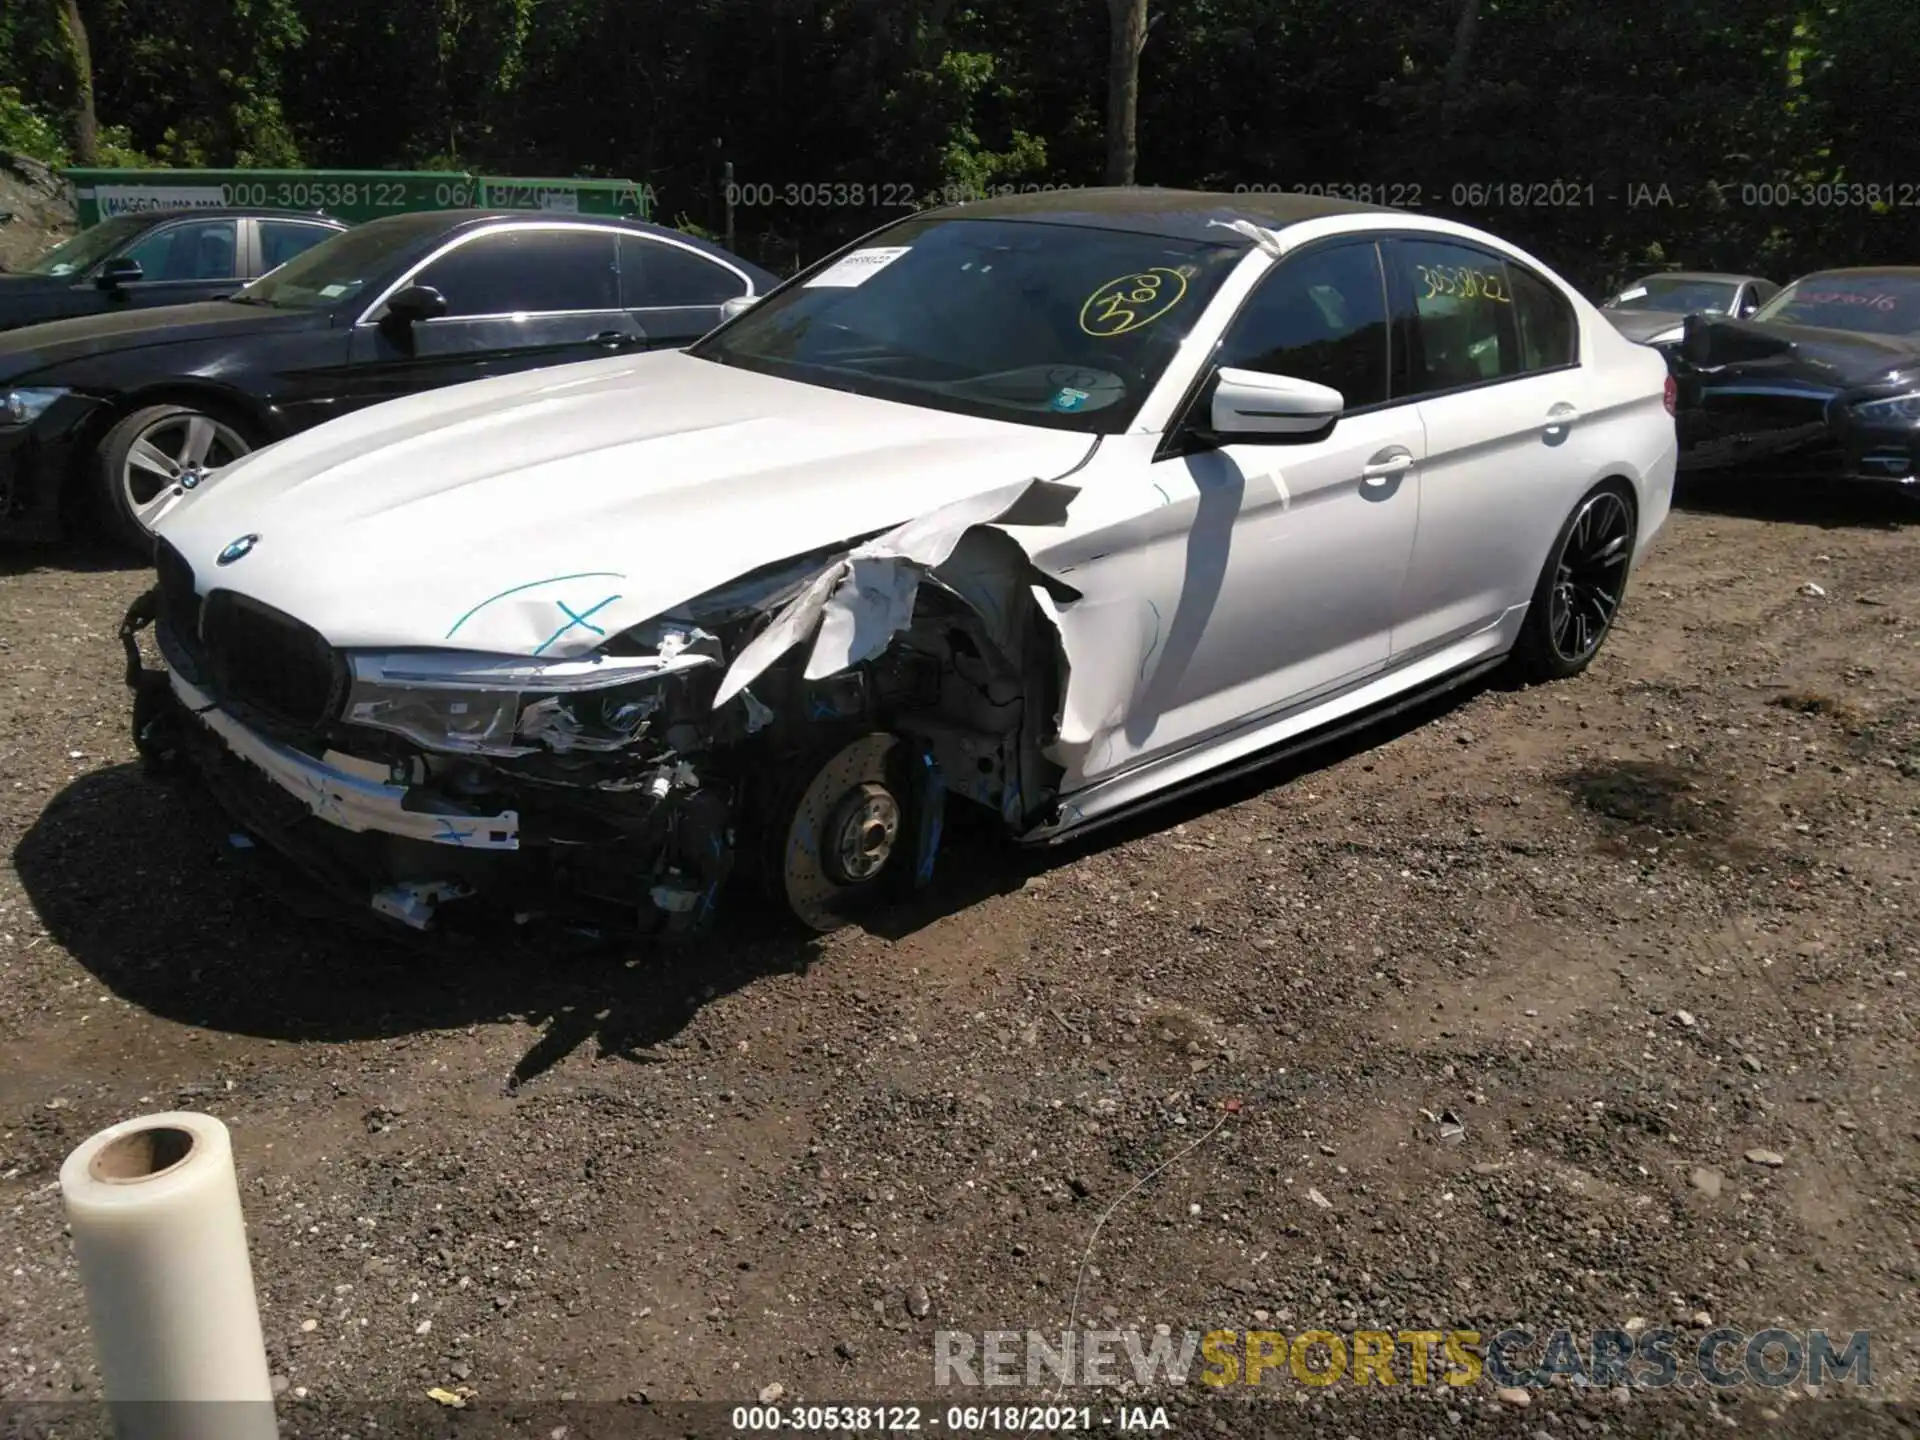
[0,209,778,549]
[1672,267,1920,495]
[0,207,347,332]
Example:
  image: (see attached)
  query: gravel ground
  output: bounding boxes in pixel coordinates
[1,481,1917,1438]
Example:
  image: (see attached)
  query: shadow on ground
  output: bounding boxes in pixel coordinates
[15,671,1500,1080]
[1673,472,1918,529]
[0,536,148,578]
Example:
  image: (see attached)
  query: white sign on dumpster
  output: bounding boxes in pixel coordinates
[88,185,227,218]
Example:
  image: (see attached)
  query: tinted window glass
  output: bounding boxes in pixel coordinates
[415,228,620,317]
[1753,273,1920,335]
[259,221,339,271]
[121,219,240,282]
[621,235,746,306]
[1509,264,1577,371]
[1396,238,1522,393]
[1214,242,1389,408]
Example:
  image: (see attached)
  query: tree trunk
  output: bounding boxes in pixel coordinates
[1104,0,1148,186]
[1442,0,1479,103]
[61,0,99,165]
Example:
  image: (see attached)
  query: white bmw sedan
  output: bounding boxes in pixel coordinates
[131,188,1677,935]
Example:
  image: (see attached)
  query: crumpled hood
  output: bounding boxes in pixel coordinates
[156,349,1098,655]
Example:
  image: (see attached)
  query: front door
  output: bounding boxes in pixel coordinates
[1031,237,1424,784]
[340,226,639,412]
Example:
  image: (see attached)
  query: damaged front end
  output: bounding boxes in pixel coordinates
[123,480,1079,937]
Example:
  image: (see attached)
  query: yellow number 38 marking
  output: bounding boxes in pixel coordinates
[1080,267,1190,336]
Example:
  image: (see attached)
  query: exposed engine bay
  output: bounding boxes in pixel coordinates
[122,480,1082,936]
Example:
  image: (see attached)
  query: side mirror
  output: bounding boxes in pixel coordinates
[1208,367,1344,440]
[719,294,760,323]
[382,284,448,324]
[96,257,143,290]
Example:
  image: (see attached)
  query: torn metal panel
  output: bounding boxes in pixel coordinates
[714,477,1079,707]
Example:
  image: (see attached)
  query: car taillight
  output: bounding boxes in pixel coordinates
[1663,375,1677,415]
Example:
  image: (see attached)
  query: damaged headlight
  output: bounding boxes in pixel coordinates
[343,628,721,756]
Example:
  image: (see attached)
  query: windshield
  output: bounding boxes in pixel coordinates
[689,217,1245,433]
[1606,276,1738,313]
[234,219,413,309]
[21,216,148,277]
[1753,274,1920,335]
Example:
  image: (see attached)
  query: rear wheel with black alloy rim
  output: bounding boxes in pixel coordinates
[1512,481,1637,682]
[93,403,256,553]
[765,731,911,932]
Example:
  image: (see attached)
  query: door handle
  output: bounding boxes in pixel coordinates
[594,330,643,347]
[1544,402,1581,431]
[1361,450,1414,485]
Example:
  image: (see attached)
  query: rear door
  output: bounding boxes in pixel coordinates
[1384,234,1590,658]
[110,217,246,308]
[617,232,753,345]
[342,224,634,409]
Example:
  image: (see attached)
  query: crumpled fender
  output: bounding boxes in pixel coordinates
[713,477,1081,707]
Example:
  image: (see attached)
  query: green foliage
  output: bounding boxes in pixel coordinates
[0,85,69,165]
[1,0,1916,284]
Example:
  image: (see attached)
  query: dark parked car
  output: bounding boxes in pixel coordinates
[0,208,347,332]
[1672,266,1920,494]
[1600,271,1778,347]
[0,209,778,548]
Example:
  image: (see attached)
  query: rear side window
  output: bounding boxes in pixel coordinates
[415,228,620,317]
[121,219,240,282]
[1509,263,1578,370]
[1391,237,1523,394]
[620,235,747,307]
[259,221,339,272]
[1212,241,1390,409]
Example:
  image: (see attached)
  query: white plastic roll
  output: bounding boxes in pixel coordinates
[60,1112,278,1440]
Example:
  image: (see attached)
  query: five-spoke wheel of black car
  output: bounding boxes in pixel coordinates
[95,403,256,551]
[1514,482,1637,681]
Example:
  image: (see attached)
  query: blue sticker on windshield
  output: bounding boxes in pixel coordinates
[1051,387,1090,412]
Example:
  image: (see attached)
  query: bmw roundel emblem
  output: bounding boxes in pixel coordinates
[216,534,259,565]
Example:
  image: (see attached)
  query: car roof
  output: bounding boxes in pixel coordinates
[1630,271,1764,285]
[411,209,776,284]
[915,186,1402,244]
[103,206,349,224]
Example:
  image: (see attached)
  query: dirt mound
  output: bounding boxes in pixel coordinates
[0,151,78,271]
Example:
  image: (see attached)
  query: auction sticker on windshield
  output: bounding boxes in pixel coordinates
[805,246,911,287]
[1080,267,1190,336]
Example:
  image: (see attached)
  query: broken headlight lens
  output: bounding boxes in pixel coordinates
[340,639,721,756]
[345,684,524,753]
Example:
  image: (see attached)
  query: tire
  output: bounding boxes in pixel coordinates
[92,402,257,555]
[759,731,913,933]
[1510,481,1638,683]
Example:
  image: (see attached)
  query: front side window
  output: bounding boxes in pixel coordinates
[620,235,745,307]
[414,229,620,317]
[22,216,147,276]
[691,216,1246,433]
[1393,238,1523,394]
[120,219,240,282]
[1212,242,1390,409]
